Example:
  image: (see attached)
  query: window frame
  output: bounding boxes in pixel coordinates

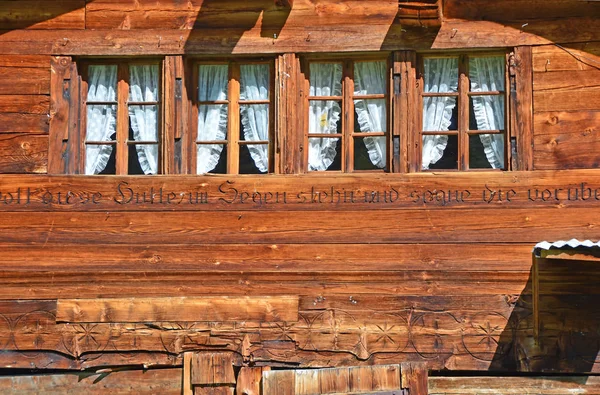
[302,55,392,173]
[416,51,511,172]
[189,59,276,175]
[77,58,164,175]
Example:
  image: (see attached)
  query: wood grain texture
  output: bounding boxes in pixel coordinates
[56,296,299,323]
[429,376,600,394]
[0,95,50,114]
[0,113,49,134]
[0,368,183,394]
[0,133,47,173]
[533,111,600,170]
[533,43,600,73]
[0,67,50,95]
[0,0,85,30]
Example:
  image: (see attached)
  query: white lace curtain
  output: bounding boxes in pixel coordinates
[85,65,117,175]
[471,56,505,169]
[354,61,386,169]
[129,65,159,174]
[240,64,269,173]
[308,63,342,171]
[197,65,229,174]
[422,58,458,170]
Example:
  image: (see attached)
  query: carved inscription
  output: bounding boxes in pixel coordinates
[1,181,600,208]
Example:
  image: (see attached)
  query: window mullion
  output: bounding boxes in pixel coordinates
[343,60,354,172]
[228,63,241,174]
[116,63,130,175]
[458,54,470,171]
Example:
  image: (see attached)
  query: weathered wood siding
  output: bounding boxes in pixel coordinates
[0,2,599,392]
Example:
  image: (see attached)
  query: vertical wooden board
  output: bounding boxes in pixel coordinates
[191,352,213,385]
[372,365,401,391]
[263,370,295,395]
[295,369,320,395]
[212,353,235,385]
[514,46,533,170]
[401,362,428,395]
[184,352,194,395]
[162,56,176,174]
[319,367,349,394]
[236,367,262,395]
[348,366,374,393]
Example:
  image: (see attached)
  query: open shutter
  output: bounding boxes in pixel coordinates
[49,56,81,174]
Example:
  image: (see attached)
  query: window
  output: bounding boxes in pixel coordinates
[305,59,389,172]
[419,54,507,171]
[81,61,161,175]
[192,61,274,174]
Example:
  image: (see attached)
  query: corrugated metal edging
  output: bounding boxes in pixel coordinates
[533,239,600,258]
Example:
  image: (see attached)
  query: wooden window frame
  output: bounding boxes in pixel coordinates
[189,59,276,175]
[415,52,511,172]
[302,56,392,173]
[77,59,163,175]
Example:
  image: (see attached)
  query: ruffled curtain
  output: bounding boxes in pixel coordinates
[308,63,342,171]
[240,64,269,173]
[422,58,459,170]
[85,65,117,175]
[197,65,229,174]
[354,61,386,168]
[129,65,159,174]
[470,56,505,169]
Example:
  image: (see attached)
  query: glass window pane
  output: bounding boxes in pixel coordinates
[309,63,342,97]
[87,65,117,101]
[308,137,341,171]
[86,144,114,175]
[423,134,457,170]
[240,144,268,174]
[470,96,505,130]
[129,65,159,102]
[198,104,228,141]
[354,61,386,95]
[198,64,228,101]
[470,56,505,92]
[471,134,505,169]
[240,64,269,101]
[309,100,341,134]
[197,144,226,174]
[423,58,458,93]
[240,104,269,141]
[130,144,159,175]
[423,96,457,131]
[129,105,158,142]
[354,99,386,133]
[355,137,385,170]
[86,104,116,142]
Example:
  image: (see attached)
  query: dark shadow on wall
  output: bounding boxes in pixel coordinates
[489,257,600,375]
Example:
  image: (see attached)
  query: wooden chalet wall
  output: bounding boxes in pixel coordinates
[0,0,600,393]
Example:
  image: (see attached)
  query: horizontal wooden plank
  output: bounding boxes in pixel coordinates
[56,296,299,323]
[0,133,48,174]
[0,113,49,134]
[3,170,600,211]
[0,67,50,95]
[534,70,600,92]
[0,0,85,30]
[533,43,600,72]
[0,368,182,395]
[444,0,600,22]
[0,207,597,245]
[534,91,600,112]
[0,95,50,114]
[433,17,600,49]
[0,243,534,272]
[533,111,600,170]
[0,55,51,68]
[429,376,600,394]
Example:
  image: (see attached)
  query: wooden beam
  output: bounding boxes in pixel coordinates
[401,362,428,395]
[56,296,299,323]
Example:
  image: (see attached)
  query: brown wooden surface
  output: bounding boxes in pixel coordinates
[56,296,299,323]
[0,133,47,173]
[401,362,427,395]
[0,368,182,394]
[513,46,534,170]
[429,376,600,394]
